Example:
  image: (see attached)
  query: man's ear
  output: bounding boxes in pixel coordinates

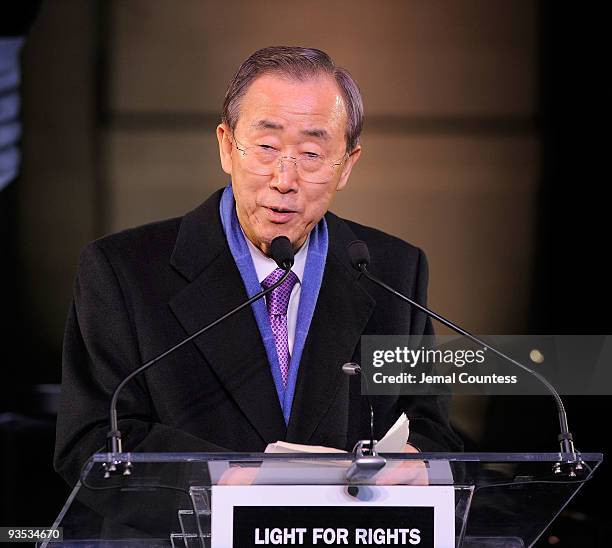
[217,123,233,175]
[335,145,362,192]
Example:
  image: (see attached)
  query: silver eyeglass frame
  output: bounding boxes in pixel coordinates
[229,133,348,183]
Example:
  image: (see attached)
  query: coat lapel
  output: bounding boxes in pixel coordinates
[286,213,376,443]
[168,193,376,447]
[168,191,287,445]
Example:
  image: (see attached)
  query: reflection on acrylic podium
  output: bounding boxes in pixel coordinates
[41,451,602,548]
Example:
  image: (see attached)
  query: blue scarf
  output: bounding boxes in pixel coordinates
[219,184,328,423]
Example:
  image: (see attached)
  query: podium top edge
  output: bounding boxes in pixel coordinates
[90,451,604,463]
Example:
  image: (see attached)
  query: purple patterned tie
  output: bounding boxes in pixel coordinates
[261,268,299,388]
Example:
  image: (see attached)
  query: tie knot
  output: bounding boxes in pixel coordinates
[261,268,299,316]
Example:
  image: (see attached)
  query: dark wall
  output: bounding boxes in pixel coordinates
[482,3,610,544]
[0,0,91,528]
[536,0,610,536]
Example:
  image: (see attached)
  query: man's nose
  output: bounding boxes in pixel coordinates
[270,157,299,192]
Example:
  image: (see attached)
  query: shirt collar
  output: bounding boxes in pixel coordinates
[242,228,309,285]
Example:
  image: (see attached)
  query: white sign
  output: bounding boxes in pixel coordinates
[211,485,455,547]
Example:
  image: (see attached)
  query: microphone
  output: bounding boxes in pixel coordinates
[270,235,294,269]
[104,236,294,476]
[347,239,582,475]
[342,362,386,481]
[347,240,370,271]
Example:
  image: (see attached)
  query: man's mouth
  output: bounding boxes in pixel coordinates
[268,206,295,213]
[264,206,297,223]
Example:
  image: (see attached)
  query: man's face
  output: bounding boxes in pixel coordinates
[217,74,361,256]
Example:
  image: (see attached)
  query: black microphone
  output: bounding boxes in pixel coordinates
[347,240,370,271]
[104,236,295,476]
[270,235,294,269]
[348,239,582,475]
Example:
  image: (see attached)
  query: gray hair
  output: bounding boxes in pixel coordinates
[222,46,364,153]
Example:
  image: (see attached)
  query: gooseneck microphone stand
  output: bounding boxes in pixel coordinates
[104,236,295,477]
[347,240,583,476]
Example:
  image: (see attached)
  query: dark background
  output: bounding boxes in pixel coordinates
[1,1,609,545]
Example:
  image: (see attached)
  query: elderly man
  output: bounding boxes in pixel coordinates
[54,46,461,487]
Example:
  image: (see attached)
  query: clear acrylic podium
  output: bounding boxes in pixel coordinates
[42,451,602,548]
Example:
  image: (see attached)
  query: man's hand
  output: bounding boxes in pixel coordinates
[217,444,428,486]
[217,465,260,485]
[375,443,428,485]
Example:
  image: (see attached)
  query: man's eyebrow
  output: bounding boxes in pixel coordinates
[250,119,330,140]
[251,119,283,130]
[300,128,330,140]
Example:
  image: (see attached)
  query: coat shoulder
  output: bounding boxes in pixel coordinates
[92,217,182,255]
[76,217,183,275]
[326,211,425,268]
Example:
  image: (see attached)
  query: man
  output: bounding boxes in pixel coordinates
[54,46,461,487]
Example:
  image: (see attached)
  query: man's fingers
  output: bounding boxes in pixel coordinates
[375,461,429,486]
[218,466,259,485]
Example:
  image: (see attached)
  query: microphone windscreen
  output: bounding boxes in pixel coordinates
[347,240,370,270]
[270,236,294,269]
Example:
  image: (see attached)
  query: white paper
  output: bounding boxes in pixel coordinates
[265,413,410,454]
[265,440,346,454]
[374,412,409,453]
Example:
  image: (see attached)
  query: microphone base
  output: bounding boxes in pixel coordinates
[102,453,133,478]
[552,438,586,477]
[346,439,386,481]
[103,434,132,478]
[552,459,587,478]
[553,453,587,479]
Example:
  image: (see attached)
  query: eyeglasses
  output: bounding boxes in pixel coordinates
[230,134,347,184]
